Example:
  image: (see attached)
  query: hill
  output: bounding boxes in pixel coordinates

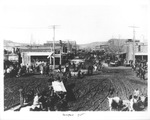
[78,41,107,49]
[4,40,28,47]
[4,40,29,50]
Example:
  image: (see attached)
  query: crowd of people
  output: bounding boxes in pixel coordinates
[4,51,148,111]
[4,54,148,81]
[131,59,148,80]
[4,61,23,78]
[4,60,53,78]
[15,58,103,111]
[18,73,68,111]
[4,57,102,79]
[107,89,148,111]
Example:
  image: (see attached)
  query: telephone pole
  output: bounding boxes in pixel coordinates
[53,25,56,70]
[48,25,59,70]
[30,33,33,46]
[129,26,139,64]
[118,34,121,55]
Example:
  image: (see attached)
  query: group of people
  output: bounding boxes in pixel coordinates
[131,60,148,80]
[16,58,102,111]
[16,59,97,111]
[3,52,106,79]
[108,89,148,111]
[18,73,68,111]
[4,60,54,78]
[4,62,22,78]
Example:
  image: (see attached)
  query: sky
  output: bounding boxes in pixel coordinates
[0,0,149,45]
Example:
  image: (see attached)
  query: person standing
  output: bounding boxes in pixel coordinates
[26,64,29,74]
[65,63,71,78]
[19,87,24,108]
[46,63,49,75]
[58,64,61,72]
[49,63,53,73]
[40,64,43,75]
[73,62,75,71]
[65,63,69,73]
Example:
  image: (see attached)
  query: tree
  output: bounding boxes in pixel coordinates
[107,39,125,54]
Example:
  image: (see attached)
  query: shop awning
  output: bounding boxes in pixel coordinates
[135,53,148,56]
[27,52,53,56]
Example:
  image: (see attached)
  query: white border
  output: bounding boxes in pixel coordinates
[0,0,150,120]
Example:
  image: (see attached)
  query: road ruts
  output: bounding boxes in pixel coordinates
[107,69,147,101]
[67,76,112,111]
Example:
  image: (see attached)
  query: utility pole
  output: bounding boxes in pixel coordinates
[118,34,121,55]
[30,33,33,46]
[75,41,77,55]
[48,25,59,70]
[141,34,145,42]
[129,26,139,64]
[53,25,56,70]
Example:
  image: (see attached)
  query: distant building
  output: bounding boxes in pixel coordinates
[107,38,148,63]
[92,43,108,51]
[93,45,101,51]
[125,40,148,63]
[19,40,77,66]
[4,40,78,66]
[44,40,77,53]
[100,45,109,51]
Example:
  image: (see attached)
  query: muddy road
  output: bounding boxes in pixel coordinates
[67,67,147,111]
[4,67,147,111]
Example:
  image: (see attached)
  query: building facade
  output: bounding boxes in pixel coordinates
[126,40,148,62]
[19,40,77,66]
[19,46,60,66]
[107,39,148,63]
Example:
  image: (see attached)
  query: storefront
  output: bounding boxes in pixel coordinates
[21,52,62,66]
[135,53,148,62]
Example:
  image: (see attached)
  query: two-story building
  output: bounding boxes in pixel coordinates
[120,39,148,63]
[130,41,147,62]
[107,38,148,63]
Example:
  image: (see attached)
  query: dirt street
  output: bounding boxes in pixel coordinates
[67,67,147,111]
[4,66,147,111]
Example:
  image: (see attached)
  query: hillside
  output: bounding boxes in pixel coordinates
[4,40,29,47]
[78,41,107,49]
[4,40,30,51]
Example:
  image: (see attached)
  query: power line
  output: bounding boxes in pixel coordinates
[1,26,50,29]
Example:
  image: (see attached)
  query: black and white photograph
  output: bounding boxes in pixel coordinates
[0,0,149,120]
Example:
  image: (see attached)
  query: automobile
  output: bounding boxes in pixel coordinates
[110,60,119,67]
[124,63,130,67]
[70,59,85,65]
[70,59,88,77]
[80,69,88,74]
